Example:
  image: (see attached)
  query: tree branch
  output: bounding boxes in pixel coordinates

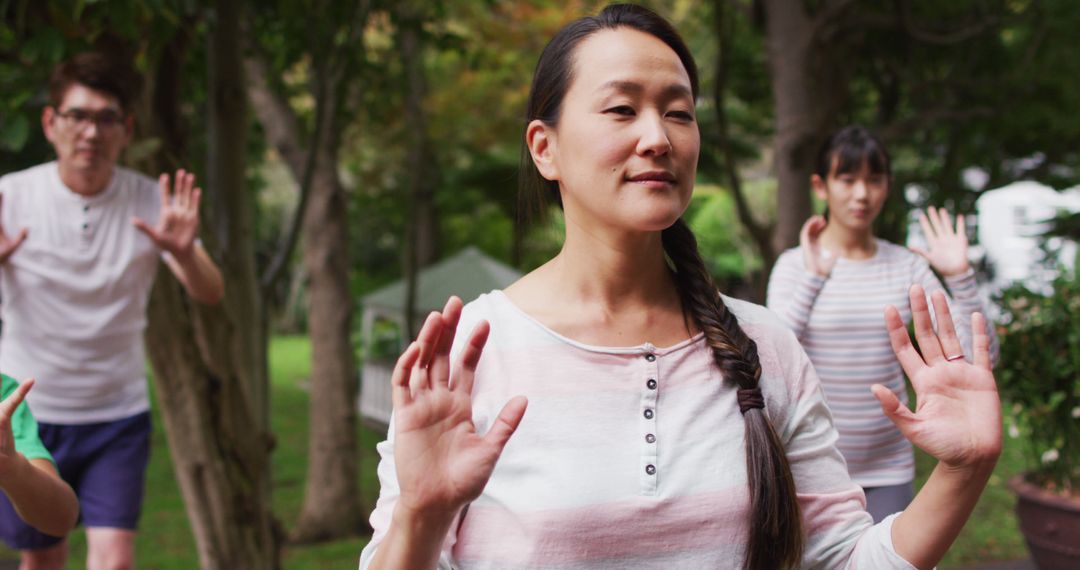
[879,106,994,142]
[814,0,859,30]
[249,2,371,294]
[243,35,326,294]
[895,0,998,45]
[713,0,773,259]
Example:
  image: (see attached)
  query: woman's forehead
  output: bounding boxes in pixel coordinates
[569,28,691,96]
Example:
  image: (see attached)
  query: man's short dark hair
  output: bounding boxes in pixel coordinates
[49,52,141,114]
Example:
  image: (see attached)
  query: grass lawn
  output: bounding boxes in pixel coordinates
[2,335,1030,568]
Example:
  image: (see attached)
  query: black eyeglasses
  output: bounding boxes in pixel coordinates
[54,108,126,131]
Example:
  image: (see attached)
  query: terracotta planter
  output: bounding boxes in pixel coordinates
[1009,474,1080,570]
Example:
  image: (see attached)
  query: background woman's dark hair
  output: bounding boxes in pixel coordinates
[519,5,803,568]
[815,124,892,181]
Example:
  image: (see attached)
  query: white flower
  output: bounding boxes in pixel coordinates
[1041,449,1060,464]
[1072,406,1080,419]
[1008,424,1020,439]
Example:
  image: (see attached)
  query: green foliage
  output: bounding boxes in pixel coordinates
[1043,210,1080,243]
[996,273,1080,493]
[366,317,404,361]
[0,0,200,177]
[685,185,763,284]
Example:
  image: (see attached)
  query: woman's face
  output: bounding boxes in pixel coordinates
[527,27,699,235]
[812,158,889,232]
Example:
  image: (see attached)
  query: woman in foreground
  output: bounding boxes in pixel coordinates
[360,5,1000,569]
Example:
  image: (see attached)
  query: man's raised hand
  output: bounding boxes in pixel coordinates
[132,169,202,259]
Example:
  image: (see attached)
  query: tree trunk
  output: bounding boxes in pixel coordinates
[143,2,279,568]
[713,0,775,302]
[292,137,366,542]
[397,3,441,338]
[761,0,851,254]
[243,19,366,541]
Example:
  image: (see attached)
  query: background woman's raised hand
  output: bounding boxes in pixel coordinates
[874,285,1001,471]
[800,215,836,277]
[909,207,971,277]
[390,297,528,519]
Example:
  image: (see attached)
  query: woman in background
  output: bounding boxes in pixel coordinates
[767,125,1000,522]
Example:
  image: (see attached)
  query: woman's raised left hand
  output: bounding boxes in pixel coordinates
[909,207,971,278]
[874,285,1002,471]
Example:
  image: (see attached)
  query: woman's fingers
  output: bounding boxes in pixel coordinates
[885,304,927,377]
[391,343,421,409]
[415,312,444,367]
[800,216,825,244]
[932,206,950,237]
[483,396,528,454]
[157,173,172,208]
[868,380,911,421]
[452,320,491,395]
[930,290,964,362]
[178,170,195,210]
[934,207,953,237]
[909,285,945,364]
[971,312,992,371]
[799,217,814,249]
[431,297,464,389]
[955,211,966,240]
[918,210,937,243]
[190,187,203,212]
[872,383,915,433]
[412,312,444,393]
[436,297,463,357]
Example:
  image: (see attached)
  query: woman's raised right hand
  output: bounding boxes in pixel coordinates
[800,215,836,277]
[390,297,528,520]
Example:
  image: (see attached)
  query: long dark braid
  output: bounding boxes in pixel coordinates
[663,218,804,570]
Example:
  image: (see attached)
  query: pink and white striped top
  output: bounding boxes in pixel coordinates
[766,239,998,487]
[360,291,917,568]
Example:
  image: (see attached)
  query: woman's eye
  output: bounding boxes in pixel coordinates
[667,110,695,122]
[605,105,635,116]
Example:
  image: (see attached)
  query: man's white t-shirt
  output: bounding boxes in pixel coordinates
[0,162,162,424]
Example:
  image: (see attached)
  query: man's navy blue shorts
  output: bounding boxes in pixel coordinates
[0,411,151,550]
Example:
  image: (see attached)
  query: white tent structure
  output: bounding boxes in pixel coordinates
[976,181,1080,293]
[358,247,522,428]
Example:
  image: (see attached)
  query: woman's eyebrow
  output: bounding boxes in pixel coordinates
[595,80,692,99]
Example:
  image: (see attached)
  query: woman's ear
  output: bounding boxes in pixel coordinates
[811,174,828,201]
[526,119,559,181]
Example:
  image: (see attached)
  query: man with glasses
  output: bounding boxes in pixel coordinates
[0,52,224,569]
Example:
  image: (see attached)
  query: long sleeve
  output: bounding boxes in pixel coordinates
[772,326,916,569]
[766,248,828,339]
[913,262,1001,367]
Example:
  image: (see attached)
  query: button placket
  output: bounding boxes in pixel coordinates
[78,200,97,246]
[640,343,660,494]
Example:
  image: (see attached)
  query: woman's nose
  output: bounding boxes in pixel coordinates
[636,113,672,156]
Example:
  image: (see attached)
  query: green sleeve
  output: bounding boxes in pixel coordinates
[1,374,55,466]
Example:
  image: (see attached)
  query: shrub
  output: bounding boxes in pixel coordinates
[996,273,1080,494]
